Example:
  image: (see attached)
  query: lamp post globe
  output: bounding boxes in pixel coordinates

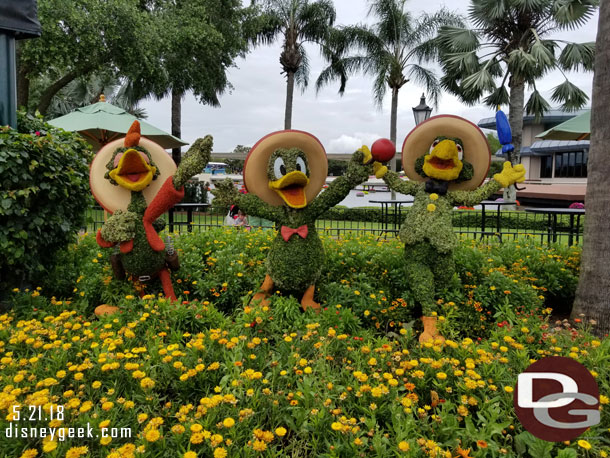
[412,93,433,126]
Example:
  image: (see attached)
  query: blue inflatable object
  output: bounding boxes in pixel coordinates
[495,109,514,154]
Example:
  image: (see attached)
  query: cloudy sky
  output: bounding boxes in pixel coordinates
[140,0,599,154]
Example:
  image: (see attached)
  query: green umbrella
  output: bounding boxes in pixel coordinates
[536,110,591,141]
[48,99,188,150]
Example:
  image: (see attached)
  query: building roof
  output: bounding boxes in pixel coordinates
[495,140,590,157]
[479,108,589,129]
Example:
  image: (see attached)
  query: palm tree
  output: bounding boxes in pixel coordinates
[437,0,598,201]
[29,71,147,119]
[251,0,337,129]
[316,0,463,169]
[571,0,610,337]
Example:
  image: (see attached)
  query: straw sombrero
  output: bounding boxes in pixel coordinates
[402,115,491,191]
[243,130,328,207]
[90,136,177,213]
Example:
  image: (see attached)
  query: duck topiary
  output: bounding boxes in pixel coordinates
[213,130,384,311]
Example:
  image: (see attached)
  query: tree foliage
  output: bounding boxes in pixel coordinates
[17,0,159,115]
[0,113,93,295]
[315,0,462,162]
[437,0,598,149]
[250,0,337,128]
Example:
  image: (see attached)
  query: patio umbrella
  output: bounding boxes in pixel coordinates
[47,97,188,150]
[536,110,591,141]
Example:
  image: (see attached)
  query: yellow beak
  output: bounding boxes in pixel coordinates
[269,171,309,208]
[423,140,463,181]
[108,149,156,191]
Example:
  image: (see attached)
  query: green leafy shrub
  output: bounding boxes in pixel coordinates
[25,229,580,340]
[0,112,92,295]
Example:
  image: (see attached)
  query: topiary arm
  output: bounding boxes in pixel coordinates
[305,149,373,219]
[382,170,421,196]
[448,162,525,206]
[173,136,213,189]
[447,179,502,207]
[239,193,281,222]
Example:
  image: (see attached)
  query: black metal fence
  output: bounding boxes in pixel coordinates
[87,203,585,246]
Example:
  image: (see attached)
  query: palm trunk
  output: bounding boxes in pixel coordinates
[390,87,399,200]
[36,67,91,116]
[571,1,610,337]
[284,71,294,130]
[390,87,399,172]
[505,76,525,204]
[171,87,182,165]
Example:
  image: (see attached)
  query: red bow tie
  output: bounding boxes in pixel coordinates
[280,224,308,242]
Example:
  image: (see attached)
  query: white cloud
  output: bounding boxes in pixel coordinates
[328,132,382,154]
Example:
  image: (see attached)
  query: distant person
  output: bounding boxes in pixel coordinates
[235,210,250,231]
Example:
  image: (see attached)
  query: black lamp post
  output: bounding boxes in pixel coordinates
[0,1,41,128]
[412,93,433,126]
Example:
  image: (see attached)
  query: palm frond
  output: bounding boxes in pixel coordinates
[558,42,595,71]
[294,44,310,92]
[552,0,599,30]
[530,39,556,72]
[512,0,547,13]
[461,65,497,93]
[298,0,336,42]
[316,55,372,94]
[437,26,480,52]
[483,85,509,107]
[550,79,589,111]
[406,64,441,108]
[244,9,283,46]
[372,60,390,108]
[507,48,539,80]
[408,9,465,48]
[442,51,481,74]
[367,0,410,48]
[341,25,386,57]
[525,89,551,119]
[469,0,509,27]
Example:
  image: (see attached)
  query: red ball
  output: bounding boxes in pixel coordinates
[371,138,396,163]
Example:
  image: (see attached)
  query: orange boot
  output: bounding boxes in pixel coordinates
[301,285,320,312]
[419,316,445,344]
[251,274,274,307]
[95,304,120,316]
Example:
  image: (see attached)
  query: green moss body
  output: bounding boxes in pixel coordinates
[99,137,213,280]
[223,150,372,294]
[384,170,503,314]
[120,193,166,278]
[267,223,324,291]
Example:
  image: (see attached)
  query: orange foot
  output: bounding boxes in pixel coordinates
[301,285,320,313]
[95,304,120,317]
[250,274,273,307]
[419,316,445,344]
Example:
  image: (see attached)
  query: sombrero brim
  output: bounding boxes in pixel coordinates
[90,137,177,213]
[243,130,328,207]
[402,115,491,191]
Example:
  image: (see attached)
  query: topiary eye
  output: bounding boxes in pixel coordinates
[296,157,307,175]
[456,144,463,160]
[429,139,440,154]
[274,157,286,179]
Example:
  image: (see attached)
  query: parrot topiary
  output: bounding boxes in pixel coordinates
[90,121,212,315]
[381,115,525,343]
